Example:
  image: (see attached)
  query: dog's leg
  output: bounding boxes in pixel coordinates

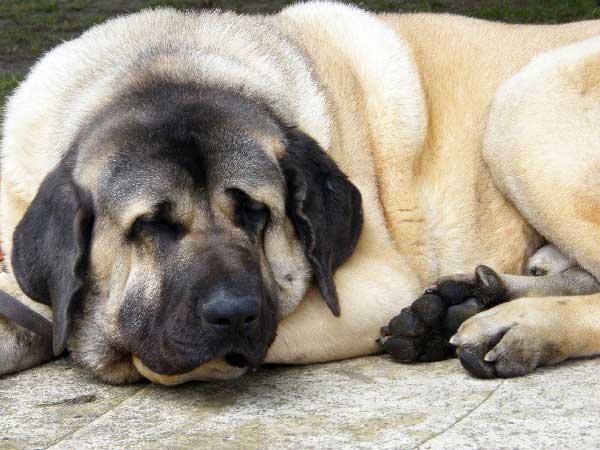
[450,293,600,378]
[437,38,600,378]
[0,273,54,376]
[382,39,600,376]
[483,37,600,284]
[379,245,600,365]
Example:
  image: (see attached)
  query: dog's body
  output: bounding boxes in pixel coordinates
[3,2,600,384]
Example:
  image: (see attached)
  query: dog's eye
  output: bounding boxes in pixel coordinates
[129,217,182,240]
[227,188,270,236]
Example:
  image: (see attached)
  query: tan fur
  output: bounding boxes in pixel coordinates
[3,2,600,381]
[268,5,600,368]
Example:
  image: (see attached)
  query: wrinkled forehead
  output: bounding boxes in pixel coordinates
[73,90,287,219]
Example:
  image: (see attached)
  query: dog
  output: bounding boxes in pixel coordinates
[3,2,600,385]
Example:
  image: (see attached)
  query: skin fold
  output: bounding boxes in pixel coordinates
[2,3,600,383]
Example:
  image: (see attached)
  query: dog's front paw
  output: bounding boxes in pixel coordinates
[378,265,508,363]
[450,299,566,379]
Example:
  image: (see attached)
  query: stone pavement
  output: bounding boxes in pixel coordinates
[1,355,598,449]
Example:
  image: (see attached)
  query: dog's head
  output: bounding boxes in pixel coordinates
[11,80,362,384]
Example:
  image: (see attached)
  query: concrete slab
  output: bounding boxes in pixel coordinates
[0,359,143,450]
[1,356,598,449]
[420,358,600,450]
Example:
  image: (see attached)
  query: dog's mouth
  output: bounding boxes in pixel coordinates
[129,307,277,385]
[132,354,249,385]
[224,352,249,368]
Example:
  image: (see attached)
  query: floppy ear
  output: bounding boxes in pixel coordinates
[11,164,94,356]
[280,128,363,316]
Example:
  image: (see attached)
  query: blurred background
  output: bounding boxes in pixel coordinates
[2,0,600,109]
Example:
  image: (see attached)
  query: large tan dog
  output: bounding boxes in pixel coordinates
[3,2,600,385]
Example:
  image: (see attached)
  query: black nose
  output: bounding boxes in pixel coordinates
[200,289,258,332]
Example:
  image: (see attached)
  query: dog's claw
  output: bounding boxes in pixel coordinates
[376,336,389,346]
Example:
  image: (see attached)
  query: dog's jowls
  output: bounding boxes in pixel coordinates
[3,3,600,383]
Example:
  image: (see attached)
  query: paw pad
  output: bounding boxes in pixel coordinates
[379,265,506,364]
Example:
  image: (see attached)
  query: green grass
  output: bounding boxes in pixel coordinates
[0,74,23,113]
[1,0,100,63]
[1,0,600,109]
[359,0,600,19]
[471,0,600,23]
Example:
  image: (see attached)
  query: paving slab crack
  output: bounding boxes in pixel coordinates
[43,385,152,450]
[412,380,506,450]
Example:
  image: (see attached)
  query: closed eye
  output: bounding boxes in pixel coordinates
[227,188,270,236]
[126,199,187,240]
[128,216,184,240]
